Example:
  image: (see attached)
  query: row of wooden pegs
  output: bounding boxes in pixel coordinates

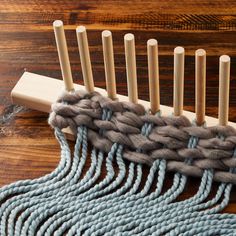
[53,20,231,127]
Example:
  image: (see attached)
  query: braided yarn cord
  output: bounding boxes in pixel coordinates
[0,89,236,235]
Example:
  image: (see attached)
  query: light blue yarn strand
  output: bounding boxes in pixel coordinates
[73,119,165,235]
[125,131,232,234]
[78,135,232,236]
[103,169,234,235]
[6,126,89,236]
[97,188,235,236]
[66,118,185,235]
[1,110,144,236]
[3,118,98,234]
[80,135,195,235]
[107,170,214,236]
[67,160,162,236]
[23,109,129,235]
[33,115,153,234]
[37,160,139,236]
[35,148,104,236]
[51,121,201,235]
[51,145,127,236]
[12,126,95,236]
[45,145,130,233]
[93,173,229,235]
[20,109,113,234]
[139,192,235,235]
[39,114,154,235]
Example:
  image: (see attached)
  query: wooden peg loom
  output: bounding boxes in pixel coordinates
[11,20,235,140]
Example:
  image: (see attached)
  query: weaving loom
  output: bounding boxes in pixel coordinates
[1,19,235,235]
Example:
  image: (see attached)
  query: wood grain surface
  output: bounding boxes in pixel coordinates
[0,0,236,213]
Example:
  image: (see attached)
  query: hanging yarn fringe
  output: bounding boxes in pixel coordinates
[0,89,236,236]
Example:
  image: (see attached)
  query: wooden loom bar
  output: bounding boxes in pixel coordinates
[11,72,236,141]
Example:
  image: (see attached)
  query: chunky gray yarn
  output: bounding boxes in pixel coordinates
[0,89,235,235]
[49,90,236,184]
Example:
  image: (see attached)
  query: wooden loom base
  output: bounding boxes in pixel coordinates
[11,72,236,140]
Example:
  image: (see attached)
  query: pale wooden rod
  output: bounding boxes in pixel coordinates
[124,33,138,103]
[11,72,236,141]
[173,46,185,116]
[147,39,160,114]
[219,55,230,126]
[195,49,206,126]
[102,30,117,100]
[53,20,74,91]
[76,26,94,92]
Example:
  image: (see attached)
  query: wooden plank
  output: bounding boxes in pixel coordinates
[1,1,236,17]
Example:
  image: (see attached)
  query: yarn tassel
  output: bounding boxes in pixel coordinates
[16,110,112,235]
[15,127,90,235]
[0,127,73,236]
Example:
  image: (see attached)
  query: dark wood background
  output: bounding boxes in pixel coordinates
[0,0,235,213]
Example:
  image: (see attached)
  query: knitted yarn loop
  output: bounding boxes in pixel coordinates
[49,90,236,184]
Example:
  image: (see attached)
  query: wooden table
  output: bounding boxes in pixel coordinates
[0,0,235,213]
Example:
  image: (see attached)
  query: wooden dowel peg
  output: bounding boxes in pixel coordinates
[124,33,138,103]
[147,39,160,114]
[76,26,94,92]
[102,30,117,100]
[53,20,74,91]
[195,49,206,126]
[219,55,230,126]
[173,46,185,116]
